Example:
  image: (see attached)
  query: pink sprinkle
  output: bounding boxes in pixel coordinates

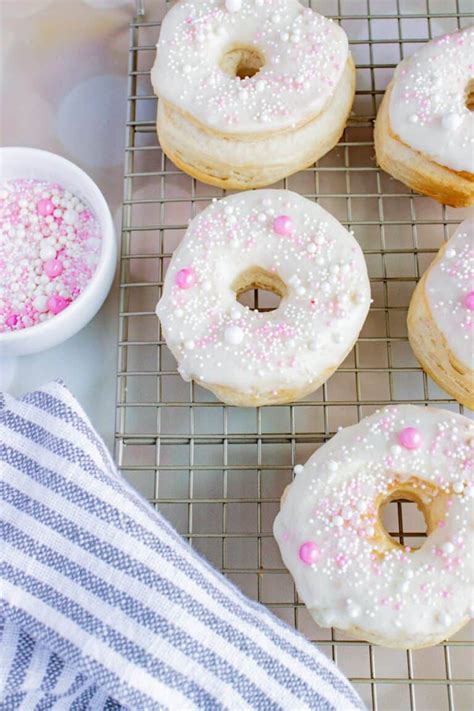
[336,553,348,568]
[438,520,446,528]
[5,313,18,328]
[398,427,422,450]
[37,198,54,217]
[175,267,196,290]
[463,291,474,311]
[298,541,321,565]
[43,259,63,279]
[272,215,294,236]
[47,295,69,315]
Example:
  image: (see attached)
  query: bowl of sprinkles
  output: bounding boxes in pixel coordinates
[0,147,116,357]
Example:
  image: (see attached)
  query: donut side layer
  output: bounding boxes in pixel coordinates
[203,337,357,407]
[157,58,355,190]
[408,270,474,411]
[374,84,474,207]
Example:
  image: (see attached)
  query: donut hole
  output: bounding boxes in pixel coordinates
[380,492,428,551]
[233,267,287,312]
[220,46,265,80]
[465,79,474,111]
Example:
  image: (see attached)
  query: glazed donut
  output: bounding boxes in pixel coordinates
[374,26,474,207]
[152,0,355,190]
[274,405,474,649]
[155,189,370,407]
[408,218,474,410]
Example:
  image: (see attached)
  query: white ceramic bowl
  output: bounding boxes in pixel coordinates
[0,147,117,358]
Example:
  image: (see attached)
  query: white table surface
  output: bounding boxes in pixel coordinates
[1,0,136,451]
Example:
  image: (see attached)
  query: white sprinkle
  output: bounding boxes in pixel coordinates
[225,0,242,11]
[441,113,462,131]
[348,604,361,619]
[293,464,304,475]
[33,295,48,312]
[230,308,241,321]
[333,515,344,527]
[408,114,419,124]
[439,613,452,627]
[63,210,77,225]
[307,243,317,254]
[442,542,454,555]
[328,460,338,472]
[453,481,464,494]
[445,247,456,259]
[184,340,195,350]
[390,444,402,457]
[224,325,244,345]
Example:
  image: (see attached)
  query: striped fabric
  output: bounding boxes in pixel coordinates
[0,383,364,711]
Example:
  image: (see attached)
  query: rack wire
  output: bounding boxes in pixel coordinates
[115,1,474,709]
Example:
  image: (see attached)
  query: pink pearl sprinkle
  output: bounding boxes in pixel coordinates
[47,295,69,315]
[43,259,63,279]
[5,313,18,328]
[463,291,474,311]
[298,541,321,565]
[398,427,422,450]
[175,267,196,290]
[37,198,54,217]
[272,215,294,236]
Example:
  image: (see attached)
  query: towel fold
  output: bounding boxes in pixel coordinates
[0,382,364,710]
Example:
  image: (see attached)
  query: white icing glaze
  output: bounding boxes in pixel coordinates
[274,406,474,645]
[152,0,348,135]
[156,190,370,396]
[389,26,474,173]
[426,217,474,370]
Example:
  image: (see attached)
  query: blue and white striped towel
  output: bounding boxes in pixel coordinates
[0,382,364,711]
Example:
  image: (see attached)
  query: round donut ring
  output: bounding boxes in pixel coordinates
[152,0,355,189]
[375,26,474,207]
[274,405,474,649]
[156,189,370,407]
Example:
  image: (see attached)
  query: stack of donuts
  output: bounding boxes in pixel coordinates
[153,0,473,650]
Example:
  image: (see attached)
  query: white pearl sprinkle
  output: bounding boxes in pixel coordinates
[441,113,462,131]
[293,464,304,475]
[224,325,244,345]
[225,0,242,11]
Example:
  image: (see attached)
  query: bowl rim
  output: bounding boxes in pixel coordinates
[0,147,116,346]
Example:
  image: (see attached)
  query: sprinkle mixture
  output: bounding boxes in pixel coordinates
[389,26,474,173]
[152,0,348,134]
[274,406,474,641]
[156,190,370,395]
[426,218,474,369]
[0,179,101,333]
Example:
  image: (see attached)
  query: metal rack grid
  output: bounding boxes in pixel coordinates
[115,2,474,709]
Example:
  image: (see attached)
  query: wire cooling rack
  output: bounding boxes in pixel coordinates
[115,1,474,709]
